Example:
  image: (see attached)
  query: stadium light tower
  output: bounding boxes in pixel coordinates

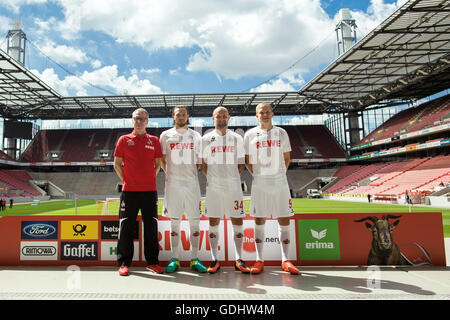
[6,19,27,66]
[335,9,362,150]
[4,19,27,160]
[335,8,357,56]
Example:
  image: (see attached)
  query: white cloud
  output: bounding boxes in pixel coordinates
[91,59,102,69]
[51,0,336,81]
[169,67,181,76]
[19,0,407,94]
[251,70,305,92]
[0,16,12,49]
[30,64,164,96]
[39,40,88,66]
[140,68,161,75]
[1,0,47,14]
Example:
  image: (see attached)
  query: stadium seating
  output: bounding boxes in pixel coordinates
[359,94,450,145]
[330,155,450,196]
[20,125,346,162]
[0,170,39,197]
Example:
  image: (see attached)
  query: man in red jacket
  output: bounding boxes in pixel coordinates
[114,108,163,276]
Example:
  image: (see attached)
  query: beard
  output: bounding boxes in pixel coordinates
[174,119,188,127]
[216,121,227,129]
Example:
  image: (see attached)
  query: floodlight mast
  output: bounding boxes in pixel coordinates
[5,19,27,159]
[334,9,361,151]
[335,8,357,56]
[6,19,26,66]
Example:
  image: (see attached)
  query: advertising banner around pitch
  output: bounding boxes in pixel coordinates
[0,212,445,266]
[226,219,297,262]
[296,212,446,266]
[154,218,225,262]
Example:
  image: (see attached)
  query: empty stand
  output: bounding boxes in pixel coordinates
[0,170,39,197]
[21,125,346,163]
[359,94,450,146]
[330,155,450,197]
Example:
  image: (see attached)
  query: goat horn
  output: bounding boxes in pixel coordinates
[382,214,402,220]
[354,216,378,223]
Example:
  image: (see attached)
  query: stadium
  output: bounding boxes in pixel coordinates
[0,0,449,305]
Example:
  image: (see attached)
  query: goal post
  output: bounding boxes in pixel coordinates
[97,197,120,215]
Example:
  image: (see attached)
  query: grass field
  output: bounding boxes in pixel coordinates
[1,198,449,237]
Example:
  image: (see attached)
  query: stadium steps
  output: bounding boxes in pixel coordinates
[378,184,399,195]
[371,158,429,187]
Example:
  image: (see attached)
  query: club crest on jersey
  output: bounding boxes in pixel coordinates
[147,139,153,145]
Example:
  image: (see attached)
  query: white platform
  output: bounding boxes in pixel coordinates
[0,265,449,300]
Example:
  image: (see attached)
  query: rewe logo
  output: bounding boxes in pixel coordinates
[298,219,340,261]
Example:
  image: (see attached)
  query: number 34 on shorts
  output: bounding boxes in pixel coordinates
[234,200,245,215]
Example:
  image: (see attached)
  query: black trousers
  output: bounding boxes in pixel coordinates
[117,191,159,267]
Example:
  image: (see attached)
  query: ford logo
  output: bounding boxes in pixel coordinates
[23,223,56,237]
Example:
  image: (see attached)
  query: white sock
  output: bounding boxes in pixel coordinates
[209,224,220,261]
[254,224,265,262]
[189,218,200,259]
[279,224,290,262]
[170,218,181,259]
[232,224,244,261]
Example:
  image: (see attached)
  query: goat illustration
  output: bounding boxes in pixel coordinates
[354,215,409,265]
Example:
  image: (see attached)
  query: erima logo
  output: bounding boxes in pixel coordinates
[311,229,327,240]
[306,228,334,249]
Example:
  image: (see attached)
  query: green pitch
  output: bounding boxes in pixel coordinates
[1,198,449,237]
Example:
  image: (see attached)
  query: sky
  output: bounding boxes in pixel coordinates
[0,0,409,98]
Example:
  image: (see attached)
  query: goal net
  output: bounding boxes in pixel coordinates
[97,197,120,215]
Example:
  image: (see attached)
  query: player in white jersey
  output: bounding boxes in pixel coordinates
[160,105,207,273]
[244,102,300,275]
[201,106,251,273]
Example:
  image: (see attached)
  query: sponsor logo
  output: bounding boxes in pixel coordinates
[100,241,139,261]
[298,219,340,260]
[20,241,58,260]
[101,221,138,240]
[61,242,98,260]
[311,229,327,240]
[21,221,58,239]
[169,142,194,150]
[72,224,87,236]
[22,246,56,256]
[61,221,98,240]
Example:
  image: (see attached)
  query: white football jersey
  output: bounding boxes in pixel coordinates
[244,126,291,179]
[201,129,244,187]
[160,127,201,181]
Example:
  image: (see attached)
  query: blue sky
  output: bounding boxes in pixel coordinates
[0,0,406,98]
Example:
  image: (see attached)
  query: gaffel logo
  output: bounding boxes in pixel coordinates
[61,242,98,260]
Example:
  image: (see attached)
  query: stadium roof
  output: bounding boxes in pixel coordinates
[0,0,449,120]
[0,48,61,119]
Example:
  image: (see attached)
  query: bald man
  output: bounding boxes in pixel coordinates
[201,106,250,273]
[244,102,300,275]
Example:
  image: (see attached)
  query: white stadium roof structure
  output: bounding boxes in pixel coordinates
[0,0,449,120]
